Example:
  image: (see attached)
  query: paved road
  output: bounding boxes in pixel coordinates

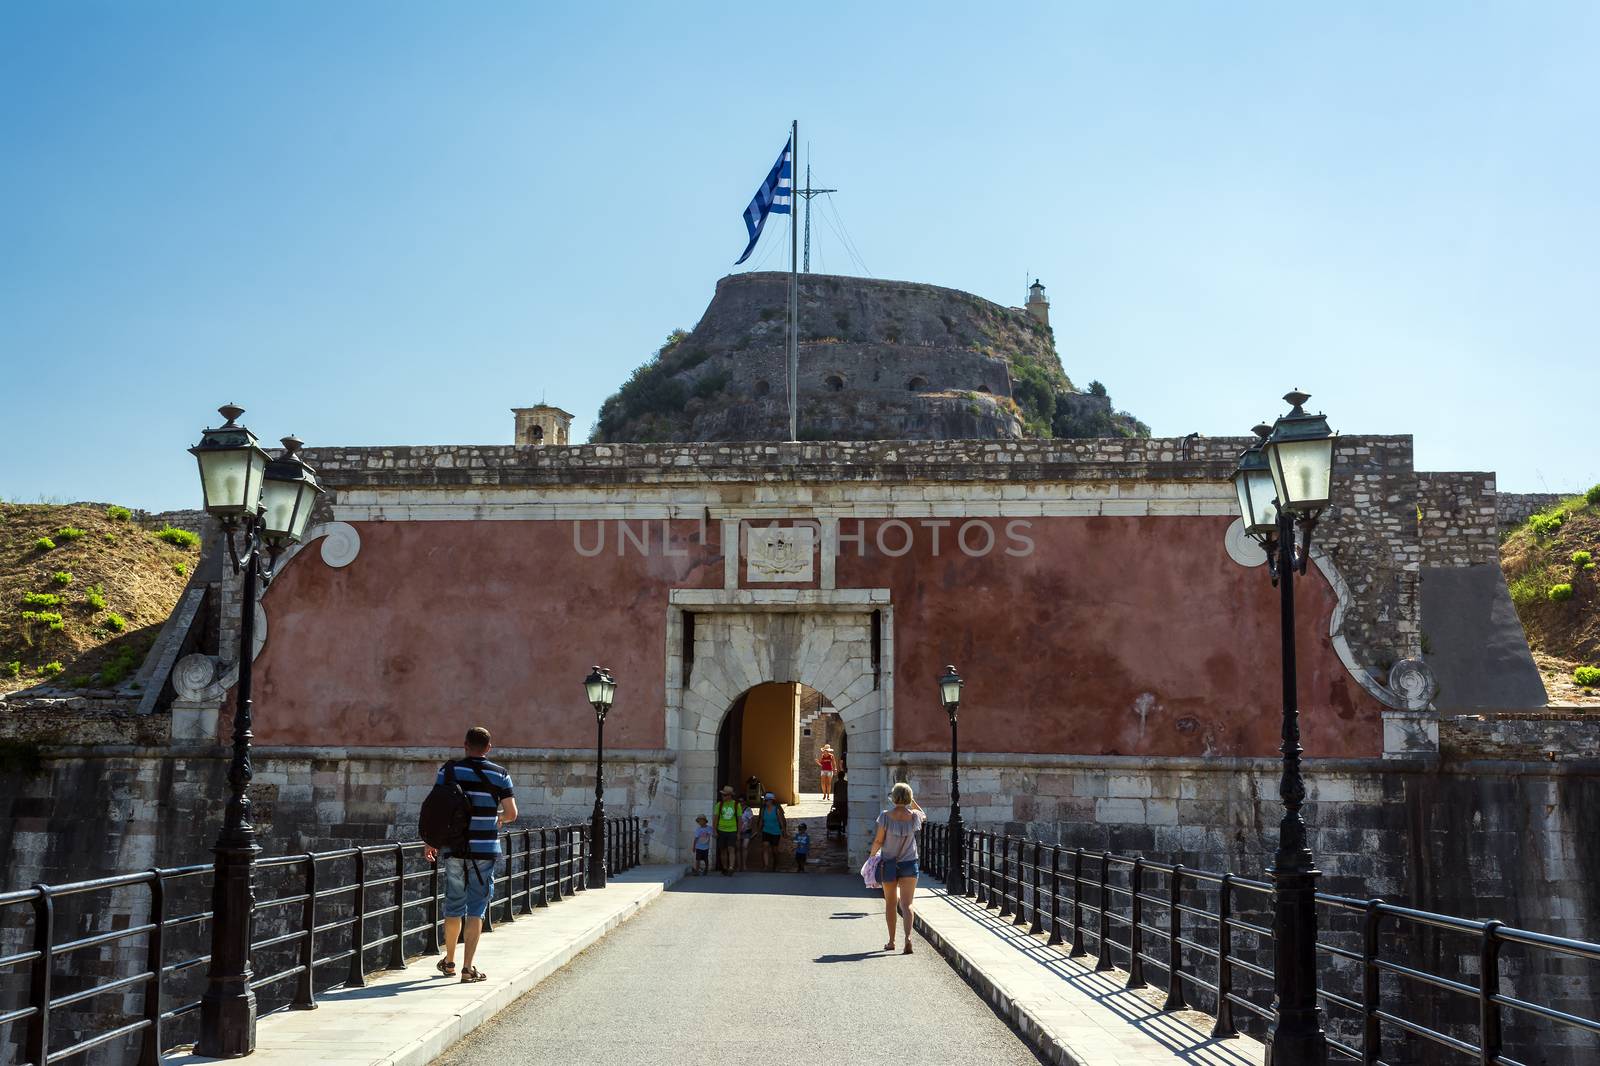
[433,873,1044,1066]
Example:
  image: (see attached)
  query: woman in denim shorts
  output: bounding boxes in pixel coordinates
[869,781,925,954]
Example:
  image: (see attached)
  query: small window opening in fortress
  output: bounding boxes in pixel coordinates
[754,380,770,397]
[531,425,544,442]
[907,375,928,391]
[682,612,696,687]
[870,609,882,689]
[975,385,991,394]
[824,374,845,392]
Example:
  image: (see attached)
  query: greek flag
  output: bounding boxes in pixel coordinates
[734,135,793,264]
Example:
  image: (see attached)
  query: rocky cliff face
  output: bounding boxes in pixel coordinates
[593,272,1146,443]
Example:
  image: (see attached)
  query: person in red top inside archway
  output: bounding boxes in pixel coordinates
[817,744,836,799]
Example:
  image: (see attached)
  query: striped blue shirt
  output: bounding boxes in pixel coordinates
[436,757,514,857]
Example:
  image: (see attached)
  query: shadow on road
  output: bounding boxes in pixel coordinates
[668,872,872,898]
[814,950,891,964]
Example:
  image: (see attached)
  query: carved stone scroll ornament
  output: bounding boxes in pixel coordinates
[1387,658,1439,712]
[173,652,226,702]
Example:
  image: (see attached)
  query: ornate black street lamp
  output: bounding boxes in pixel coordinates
[585,665,617,889]
[192,405,323,1058]
[1231,391,1336,1066]
[939,665,965,895]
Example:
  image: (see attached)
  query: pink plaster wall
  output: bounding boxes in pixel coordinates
[247,520,722,748]
[246,513,1382,757]
[834,516,1384,758]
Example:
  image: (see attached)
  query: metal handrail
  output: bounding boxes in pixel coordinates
[922,821,1600,1063]
[1,816,644,1066]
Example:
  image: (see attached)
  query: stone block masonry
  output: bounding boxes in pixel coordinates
[893,751,1600,1066]
[1497,491,1575,533]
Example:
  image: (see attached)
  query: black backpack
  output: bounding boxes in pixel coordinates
[419,760,482,853]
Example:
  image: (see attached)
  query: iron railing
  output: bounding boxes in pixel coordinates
[0,818,643,1066]
[918,822,1600,1066]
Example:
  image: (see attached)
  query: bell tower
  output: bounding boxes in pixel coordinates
[512,404,574,446]
[1026,279,1050,328]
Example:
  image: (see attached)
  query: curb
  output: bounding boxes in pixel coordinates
[378,869,684,1066]
[913,901,1082,1066]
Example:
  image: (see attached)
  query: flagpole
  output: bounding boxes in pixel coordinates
[788,118,799,442]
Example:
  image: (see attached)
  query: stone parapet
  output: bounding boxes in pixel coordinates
[1496,491,1571,533]
[298,434,1416,487]
[1442,710,1600,761]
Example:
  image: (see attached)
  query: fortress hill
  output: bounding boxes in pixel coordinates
[589,272,1146,444]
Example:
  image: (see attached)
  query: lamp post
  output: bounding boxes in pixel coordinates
[939,665,965,895]
[191,405,323,1058]
[1231,391,1336,1066]
[585,665,617,889]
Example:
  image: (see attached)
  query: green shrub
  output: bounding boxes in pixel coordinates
[676,347,711,371]
[1509,577,1540,607]
[1587,484,1600,506]
[104,612,127,633]
[1529,510,1566,540]
[106,505,132,521]
[50,570,72,586]
[20,610,64,628]
[692,369,732,399]
[54,526,87,542]
[39,661,63,677]
[1573,550,1594,570]
[594,360,688,440]
[34,537,55,552]
[96,643,144,686]
[3,661,20,679]
[173,562,188,577]
[82,584,107,610]
[103,532,117,544]
[1548,583,1574,602]
[67,675,92,688]
[20,592,61,608]
[1576,666,1600,687]
[155,526,200,548]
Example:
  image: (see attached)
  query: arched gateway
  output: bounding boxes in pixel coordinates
[667,591,889,865]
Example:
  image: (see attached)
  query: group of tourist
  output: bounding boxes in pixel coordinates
[695,785,812,875]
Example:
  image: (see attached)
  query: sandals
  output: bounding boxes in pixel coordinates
[903,942,914,955]
[460,966,487,983]
[883,941,896,952]
[435,958,456,977]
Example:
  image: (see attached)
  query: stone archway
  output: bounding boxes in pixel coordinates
[668,593,890,865]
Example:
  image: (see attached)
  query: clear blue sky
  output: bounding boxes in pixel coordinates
[2,2,1595,509]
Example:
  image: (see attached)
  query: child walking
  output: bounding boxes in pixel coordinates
[691,815,712,875]
[794,823,810,872]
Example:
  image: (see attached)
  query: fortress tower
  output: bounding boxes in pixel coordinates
[1026,278,1050,328]
[512,404,573,446]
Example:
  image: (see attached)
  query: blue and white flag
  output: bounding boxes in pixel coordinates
[734,135,793,264]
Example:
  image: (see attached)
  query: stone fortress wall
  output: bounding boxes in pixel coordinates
[1496,491,1572,532]
[1,434,1593,1064]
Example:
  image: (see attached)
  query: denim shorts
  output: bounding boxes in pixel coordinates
[879,857,919,881]
[442,852,496,919]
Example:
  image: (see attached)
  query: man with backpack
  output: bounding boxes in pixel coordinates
[421,726,517,983]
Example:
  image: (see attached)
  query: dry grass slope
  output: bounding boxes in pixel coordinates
[1500,487,1600,703]
[0,502,198,696]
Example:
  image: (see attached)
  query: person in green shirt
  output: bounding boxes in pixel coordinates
[712,785,745,877]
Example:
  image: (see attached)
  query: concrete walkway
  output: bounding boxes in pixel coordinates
[161,867,1268,1066]
[163,865,682,1066]
[914,886,1266,1066]
[431,873,1046,1066]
